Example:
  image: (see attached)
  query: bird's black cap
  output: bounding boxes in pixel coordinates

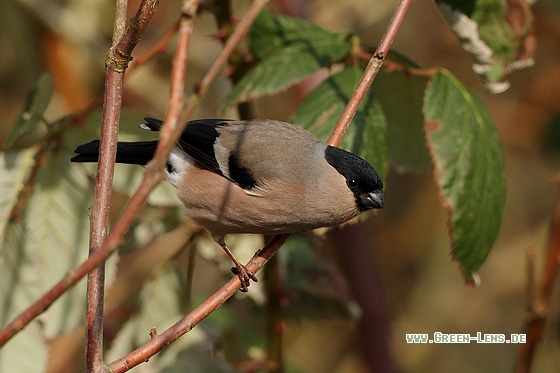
[324,146,384,211]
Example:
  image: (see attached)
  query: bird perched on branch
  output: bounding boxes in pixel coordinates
[71,118,384,291]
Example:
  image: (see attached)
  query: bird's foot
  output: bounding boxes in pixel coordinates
[231,265,258,292]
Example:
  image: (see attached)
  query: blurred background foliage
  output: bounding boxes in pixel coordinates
[1,0,560,372]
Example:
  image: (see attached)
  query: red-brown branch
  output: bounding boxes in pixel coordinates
[515,180,560,372]
[328,0,411,147]
[86,0,133,370]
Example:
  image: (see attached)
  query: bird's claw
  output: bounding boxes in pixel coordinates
[231,265,258,292]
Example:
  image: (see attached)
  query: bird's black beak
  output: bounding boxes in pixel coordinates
[361,190,384,209]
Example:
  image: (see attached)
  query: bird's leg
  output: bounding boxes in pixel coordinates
[217,239,258,292]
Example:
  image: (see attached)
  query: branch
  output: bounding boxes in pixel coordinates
[127,20,180,75]
[515,178,560,372]
[109,0,161,73]
[199,0,269,98]
[328,0,411,147]
[85,0,132,370]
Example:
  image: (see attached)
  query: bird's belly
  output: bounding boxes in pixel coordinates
[177,169,358,236]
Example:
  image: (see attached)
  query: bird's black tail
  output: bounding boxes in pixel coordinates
[71,140,158,165]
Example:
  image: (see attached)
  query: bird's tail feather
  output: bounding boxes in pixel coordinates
[71,140,158,165]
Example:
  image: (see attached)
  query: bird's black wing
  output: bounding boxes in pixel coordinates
[144,118,257,190]
[143,118,234,179]
[180,120,257,189]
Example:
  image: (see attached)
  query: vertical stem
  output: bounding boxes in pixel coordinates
[328,224,394,372]
[265,254,284,372]
[85,0,129,370]
[184,239,197,311]
[515,184,560,372]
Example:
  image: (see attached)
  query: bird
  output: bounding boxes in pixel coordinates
[71,118,384,291]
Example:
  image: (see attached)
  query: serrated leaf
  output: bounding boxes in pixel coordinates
[373,69,432,173]
[249,10,352,61]
[290,67,388,180]
[437,0,534,92]
[423,70,506,283]
[221,12,352,110]
[5,73,53,149]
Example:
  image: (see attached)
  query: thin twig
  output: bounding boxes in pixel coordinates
[515,180,560,373]
[145,0,196,165]
[525,246,536,316]
[136,0,270,181]
[184,239,197,311]
[357,48,439,79]
[328,0,411,147]
[265,254,284,372]
[198,0,270,97]
[110,0,161,73]
[9,142,50,221]
[127,20,180,75]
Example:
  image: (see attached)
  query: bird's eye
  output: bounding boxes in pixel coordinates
[347,177,358,189]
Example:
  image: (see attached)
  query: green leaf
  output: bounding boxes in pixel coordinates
[248,10,352,61]
[436,0,534,92]
[5,73,53,149]
[423,70,507,284]
[290,67,388,180]
[221,11,352,110]
[373,69,432,173]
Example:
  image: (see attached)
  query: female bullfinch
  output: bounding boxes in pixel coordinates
[72,118,384,291]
